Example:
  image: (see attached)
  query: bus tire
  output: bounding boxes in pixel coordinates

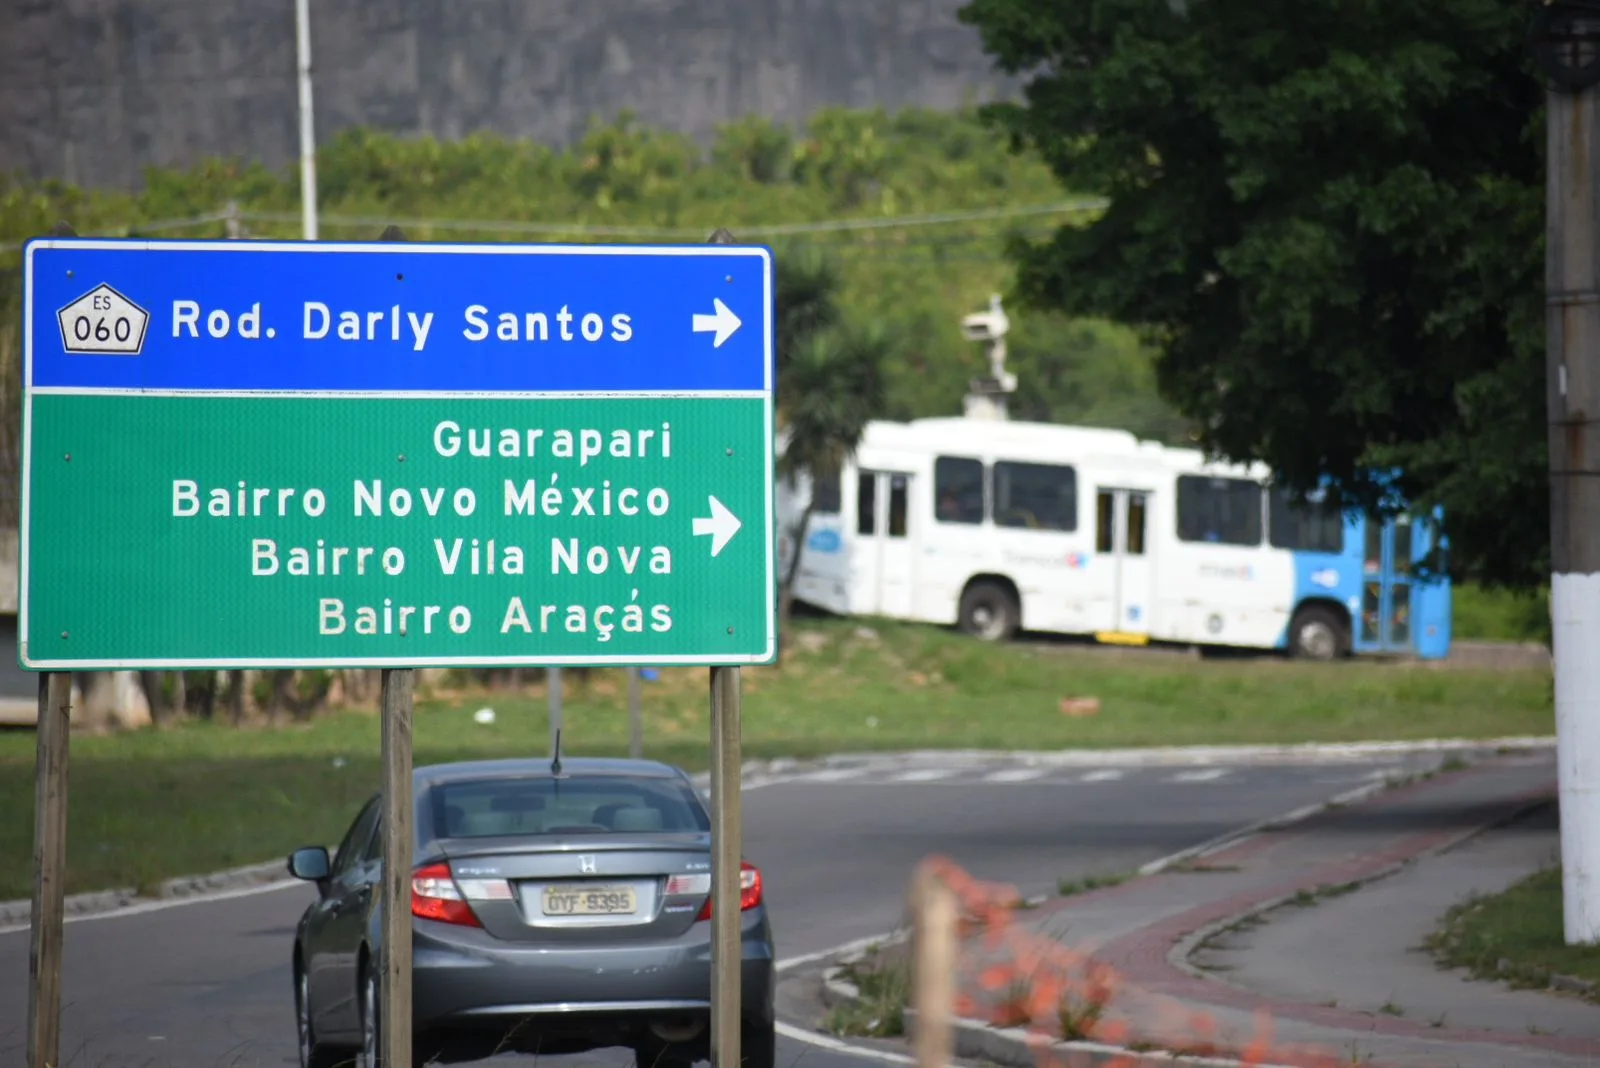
[958,581,1019,642]
[1289,604,1348,661]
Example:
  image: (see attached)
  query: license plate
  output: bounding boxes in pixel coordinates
[541,885,637,916]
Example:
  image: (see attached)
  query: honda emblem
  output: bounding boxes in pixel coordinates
[578,855,597,874]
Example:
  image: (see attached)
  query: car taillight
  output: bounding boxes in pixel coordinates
[694,862,762,921]
[411,862,499,927]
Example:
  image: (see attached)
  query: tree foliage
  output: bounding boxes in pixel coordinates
[959,0,1548,589]
[2,107,1190,451]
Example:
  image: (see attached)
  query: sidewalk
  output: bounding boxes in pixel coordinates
[944,751,1600,1068]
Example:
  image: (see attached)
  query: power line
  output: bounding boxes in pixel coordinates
[0,198,1105,252]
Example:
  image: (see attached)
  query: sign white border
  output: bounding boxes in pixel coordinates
[18,239,777,670]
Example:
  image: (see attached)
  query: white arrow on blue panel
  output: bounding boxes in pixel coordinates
[692,298,742,348]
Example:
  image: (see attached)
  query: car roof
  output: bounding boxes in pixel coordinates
[413,756,691,790]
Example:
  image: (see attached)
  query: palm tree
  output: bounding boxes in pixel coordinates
[773,243,842,374]
[776,322,891,643]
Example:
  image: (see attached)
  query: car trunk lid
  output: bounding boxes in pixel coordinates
[433,833,713,942]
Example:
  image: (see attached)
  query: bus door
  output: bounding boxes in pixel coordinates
[1356,515,1417,654]
[1094,486,1153,640]
[854,469,916,617]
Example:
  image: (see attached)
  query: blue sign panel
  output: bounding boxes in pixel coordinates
[24,239,774,394]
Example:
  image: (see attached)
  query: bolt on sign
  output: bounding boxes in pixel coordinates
[19,238,778,669]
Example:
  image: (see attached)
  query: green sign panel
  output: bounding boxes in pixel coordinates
[21,240,776,669]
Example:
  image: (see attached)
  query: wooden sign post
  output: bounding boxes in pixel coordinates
[28,672,72,1068]
[704,225,746,1068]
[26,218,81,1068]
[375,224,417,1068]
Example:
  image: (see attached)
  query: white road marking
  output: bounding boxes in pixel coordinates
[982,767,1048,783]
[790,768,867,783]
[1169,767,1230,783]
[767,775,1397,1067]
[0,745,1486,935]
[889,768,956,782]
[0,878,306,937]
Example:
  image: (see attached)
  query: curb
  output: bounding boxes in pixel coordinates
[808,753,1553,1068]
[0,856,294,928]
[1170,795,1559,991]
[821,961,1293,1068]
[0,742,1550,928]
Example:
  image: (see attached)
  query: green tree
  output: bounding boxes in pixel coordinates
[958,0,1548,589]
[771,247,890,639]
[777,324,892,637]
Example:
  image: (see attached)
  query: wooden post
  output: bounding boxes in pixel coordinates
[29,218,79,1068]
[378,667,414,1068]
[709,664,743,1068]
[375,223,415,1068]
[705,225,745,1068]
[27,673,72,1068]
[910,862,959,1068]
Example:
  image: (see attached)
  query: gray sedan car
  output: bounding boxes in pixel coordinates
[286,756,776,1068]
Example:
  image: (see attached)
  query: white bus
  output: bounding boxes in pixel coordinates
[775,415,1451,661]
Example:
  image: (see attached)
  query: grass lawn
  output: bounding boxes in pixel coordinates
[0,616,1553,902]
[1451,583,1550,644]
[1426,867,1600,997]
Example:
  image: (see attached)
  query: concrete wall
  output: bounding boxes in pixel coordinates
[3,0,1018,191]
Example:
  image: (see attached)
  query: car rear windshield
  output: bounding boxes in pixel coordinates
[429,776,710,838]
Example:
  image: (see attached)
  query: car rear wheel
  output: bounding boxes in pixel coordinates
[356,965,430,1068]
[295,964,341,1068]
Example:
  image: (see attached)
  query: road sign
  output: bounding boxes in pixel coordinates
[19,238,777,669]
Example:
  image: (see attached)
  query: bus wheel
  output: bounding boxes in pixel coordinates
[959,581,1019,642]
[1290,605,1347,661]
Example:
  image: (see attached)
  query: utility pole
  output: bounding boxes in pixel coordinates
[294,0,319,240]
[1532,0,1600,945]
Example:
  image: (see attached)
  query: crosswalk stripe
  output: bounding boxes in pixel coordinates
[982,767,1049,783]
[1169,767,1229,783]
[890,768,957,782]
[793,768,862,783]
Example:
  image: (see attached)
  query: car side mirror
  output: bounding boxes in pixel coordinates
[288,846,331,883]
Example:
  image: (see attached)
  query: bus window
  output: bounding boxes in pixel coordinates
[1096,491,1114,552]
[994,461,1077,531]
[1393,517,1413,576]
[1127,493,1148,555]
[934,457,984,525]
[1268,488,1343,553]
[857,473,877,536]
[888,475,908,538]
[811,465,842,515]
[1364,521,1382,574]
[1176,476,1262,546]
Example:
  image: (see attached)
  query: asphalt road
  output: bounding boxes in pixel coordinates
[0,752,1442,1068]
